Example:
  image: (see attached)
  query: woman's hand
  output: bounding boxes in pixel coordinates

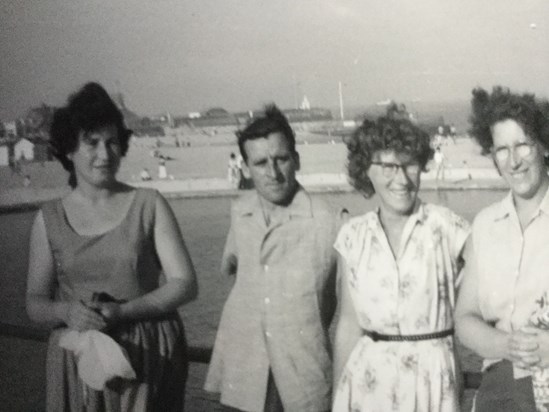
[95,302,123,326]
[64,301,107,331]
[507,328,539,369]
[520,326,549,369]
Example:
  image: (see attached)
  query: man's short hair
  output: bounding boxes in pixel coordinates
[236,105,296,163]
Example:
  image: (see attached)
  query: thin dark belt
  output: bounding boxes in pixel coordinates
[364,328,454,342]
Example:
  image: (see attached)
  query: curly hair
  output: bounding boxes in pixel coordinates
[347,115,433,197]
[469,86,549,164]
[236,104,295,163]
[49,82,132,187]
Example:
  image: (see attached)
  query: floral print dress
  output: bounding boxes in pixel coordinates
[333,203,470,412]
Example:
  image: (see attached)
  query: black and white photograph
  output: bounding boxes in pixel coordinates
[1,1,549,411]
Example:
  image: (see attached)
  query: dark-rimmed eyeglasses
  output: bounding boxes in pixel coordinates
[492,142,536,163]
[371,161,421,178]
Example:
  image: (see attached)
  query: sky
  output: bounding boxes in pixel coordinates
[1,0,548,119]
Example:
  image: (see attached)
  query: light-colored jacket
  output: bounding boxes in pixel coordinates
[205,186,342,412]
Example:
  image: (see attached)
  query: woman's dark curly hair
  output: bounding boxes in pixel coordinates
[347,115,433,197]
[469,86,549,165]
[49,82,132,187]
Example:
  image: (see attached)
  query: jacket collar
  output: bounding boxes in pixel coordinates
[236,184,313,219]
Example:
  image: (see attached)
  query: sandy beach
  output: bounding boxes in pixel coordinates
[0,134,506,208]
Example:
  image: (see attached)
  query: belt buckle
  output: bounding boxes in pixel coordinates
[369,331,380,342]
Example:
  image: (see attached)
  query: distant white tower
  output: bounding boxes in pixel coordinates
[338,81,345,121]
[300,96,311,110]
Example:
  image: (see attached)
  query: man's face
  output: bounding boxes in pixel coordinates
[243,132,300,206]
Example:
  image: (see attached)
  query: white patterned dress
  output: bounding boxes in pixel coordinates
[333,203,470,412]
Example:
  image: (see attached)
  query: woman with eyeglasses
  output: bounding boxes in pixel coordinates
[455,87,549,411]
[332,114,470,411]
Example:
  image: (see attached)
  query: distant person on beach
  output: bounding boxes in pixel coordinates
[140,167,152,181]
[449,123,457,143]
[332,114,470,411]
[205,105,343,412]
[227,152,241,188]
[456,86,549,411]
[434,145,447,184]
[158,159,168,179]
[236,152,254,190]
[26,82,197,412]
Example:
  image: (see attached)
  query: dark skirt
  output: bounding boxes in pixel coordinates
[46,313,188,412]
[475,360,536,412]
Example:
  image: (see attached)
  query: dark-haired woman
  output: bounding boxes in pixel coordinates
[455,87,549,411]
[26,82,197,411]
[332,115,469,411]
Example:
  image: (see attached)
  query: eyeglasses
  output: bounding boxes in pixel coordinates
[371,161,421,178]
[492,142,536,163]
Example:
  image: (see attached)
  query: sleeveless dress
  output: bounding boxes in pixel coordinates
[41,188,187,412]
[332,203,470,412]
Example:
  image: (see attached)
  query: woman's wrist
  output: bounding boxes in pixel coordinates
[117,302,132,322]
[498,334,513,361]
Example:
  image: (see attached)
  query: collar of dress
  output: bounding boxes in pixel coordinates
[368,200,427,230]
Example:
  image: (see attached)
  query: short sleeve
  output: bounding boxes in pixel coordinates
[220,213,238,277]
[460,220,479,287]
[451,214,470,257]
[449,213,471,286]
[334,221,353,263]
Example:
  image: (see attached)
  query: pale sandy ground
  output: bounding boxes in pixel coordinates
[0,135,505,207]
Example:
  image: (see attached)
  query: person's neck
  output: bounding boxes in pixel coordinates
[377,204,416,257]
[378,202,417,229]
[258,186,298,225]
[260,185,298,210]
[73,180,121,203]
[513,177,549,228]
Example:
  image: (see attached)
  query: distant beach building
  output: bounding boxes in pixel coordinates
[174,107,239,129]
[235,112,252,125]
[28,137,54,162]
[0,141,10,166]
[300,96,311,110]
[173,106,333,132]
[282,108,333,123]
[3,121,18,138]
[13,138,34,161]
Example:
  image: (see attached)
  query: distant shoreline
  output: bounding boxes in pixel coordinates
[0,136,507,209]
[0,171,508,212]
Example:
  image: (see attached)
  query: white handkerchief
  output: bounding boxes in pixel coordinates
[59,330,136,390]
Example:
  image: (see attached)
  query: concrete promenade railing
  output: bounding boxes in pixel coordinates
[0,321,213,364]
[0,321,482,390]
